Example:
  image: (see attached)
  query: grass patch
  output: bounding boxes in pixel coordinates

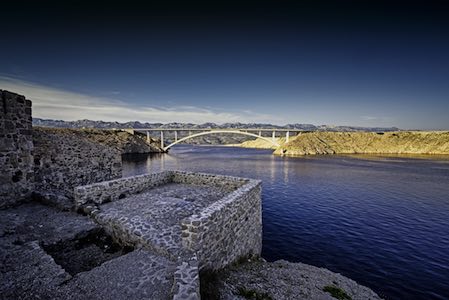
[323,285,352,300]
[237,287,272,300]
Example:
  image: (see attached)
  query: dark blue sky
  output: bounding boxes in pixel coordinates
[1,1,449,128]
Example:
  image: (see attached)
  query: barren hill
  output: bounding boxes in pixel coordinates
[273,131,449,156]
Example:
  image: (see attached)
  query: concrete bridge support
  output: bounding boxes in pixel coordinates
[146,131,150,143]
[174,131,178,142]
[272,131,276,143]
[286,131,290,143]
[160,131,164,149]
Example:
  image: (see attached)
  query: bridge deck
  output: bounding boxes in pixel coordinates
[133,128,308,132]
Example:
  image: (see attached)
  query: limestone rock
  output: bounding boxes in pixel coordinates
[272,131,449,156]
[204,259,382,300]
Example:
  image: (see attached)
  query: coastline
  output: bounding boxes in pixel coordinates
[227,131,449,156]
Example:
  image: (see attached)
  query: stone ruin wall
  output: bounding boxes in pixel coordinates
[0,90,123,209]
[74,171,262,271]
[74,172,173,207]
[181,179,262,271]
[176,172,262,271]
[0,90,34,208]
[74,171,249,208]
[33,127,122,202]
[74,171,262,299]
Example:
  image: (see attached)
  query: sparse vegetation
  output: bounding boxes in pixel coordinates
[323,285,352,300]
[273,131,449,156]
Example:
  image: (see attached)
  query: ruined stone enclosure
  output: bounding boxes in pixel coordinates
[75,171,263,271]
[72,171,262,299]
[1,171,262,299]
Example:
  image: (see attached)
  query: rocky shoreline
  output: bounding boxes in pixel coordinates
[202,258,382,300]
[235,131,449,156]
[274,131,449,156]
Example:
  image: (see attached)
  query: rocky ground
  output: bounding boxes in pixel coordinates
[0,202,177,300]
[202,258,382,300]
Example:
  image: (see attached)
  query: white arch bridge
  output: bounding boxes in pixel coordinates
[124,128,306,151]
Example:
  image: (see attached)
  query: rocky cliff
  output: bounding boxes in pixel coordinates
[273,131,449,156]
[78,129,164,154]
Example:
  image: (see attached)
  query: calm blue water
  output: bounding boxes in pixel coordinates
[122,145,449,300]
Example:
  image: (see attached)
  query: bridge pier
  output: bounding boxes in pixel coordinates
[146,131,150,143]
[259,131,262,137]
[174,131,178,142]
[160,131,164,149]
[286,131,290,143]
[272,131,276,143]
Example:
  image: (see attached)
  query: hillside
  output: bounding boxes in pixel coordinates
[33,127,164,154]
[272,131,449,156]
[239,137,285,149]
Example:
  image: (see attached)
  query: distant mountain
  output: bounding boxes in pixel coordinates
[32,118,400,145]
[32,118,400,132]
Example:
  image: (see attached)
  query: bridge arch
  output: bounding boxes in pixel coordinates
[163,130,280,151]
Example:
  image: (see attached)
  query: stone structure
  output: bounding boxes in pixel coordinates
[74,171,262,299]
[181,179,262,270]
[33,127,122,208]
[0,90,34,208]
[74,171,173,207]
[1,91,125,210]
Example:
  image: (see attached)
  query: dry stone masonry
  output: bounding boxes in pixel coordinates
[0,91,124,209]
[0,90,34,208]
[74,170,263,299]
[33,127,122,205]
[181,179,262,270]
